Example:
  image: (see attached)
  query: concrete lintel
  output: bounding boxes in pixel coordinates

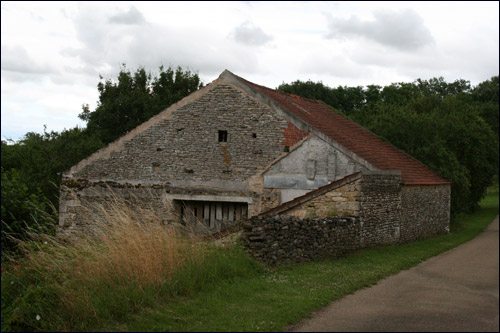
[263,175,329,190]
[166,194,253,204]
[168,179,248,191]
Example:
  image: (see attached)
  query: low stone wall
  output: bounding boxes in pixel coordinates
[242,171,450,265]
[242,215,361,265]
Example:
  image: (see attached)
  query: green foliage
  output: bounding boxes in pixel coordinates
[1,127,102,253]
[472,76,499,136]
[279,76,499,215]
[1,167,55,253]
[278,80,364,116]
[1,127,103,204]
[80,65,203,145]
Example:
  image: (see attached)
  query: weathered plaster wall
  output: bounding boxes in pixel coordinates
[263,136,369,203]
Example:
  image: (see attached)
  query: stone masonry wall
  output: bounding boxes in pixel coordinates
[242,215,361,265]
[358,171,402,247]
[70,84,302,184]
[243,171,402,264]
[283,180,361,218]
[400,184,451,241]
[59,179,256,235]
[58,183,174,236]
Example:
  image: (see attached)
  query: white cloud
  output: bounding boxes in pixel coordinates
[325,8,435,51]
[108,6,146,25]
[230,21,273,46]
[62,4,260,77]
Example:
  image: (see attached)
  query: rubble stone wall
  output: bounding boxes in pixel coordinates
[243,172,450,264]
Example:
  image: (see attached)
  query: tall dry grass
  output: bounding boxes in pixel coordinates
[1,191,258,332]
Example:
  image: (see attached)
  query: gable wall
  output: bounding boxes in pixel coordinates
[70,84,301,186]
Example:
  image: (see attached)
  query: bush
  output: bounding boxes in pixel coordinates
[1,167,57,253]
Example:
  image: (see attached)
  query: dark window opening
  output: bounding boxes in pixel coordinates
[252,133,257,138]
[284,145,290,152]
[218,130,228,142]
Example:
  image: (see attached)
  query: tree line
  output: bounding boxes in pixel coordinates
[1,66,498,252]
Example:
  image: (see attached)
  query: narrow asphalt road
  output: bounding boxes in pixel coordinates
[292,216,499,332]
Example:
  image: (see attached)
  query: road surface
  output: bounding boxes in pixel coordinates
[292,216,499,332]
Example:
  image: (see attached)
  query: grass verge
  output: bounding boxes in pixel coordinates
[114,192,499,332]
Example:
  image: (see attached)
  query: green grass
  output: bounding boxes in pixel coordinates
[113,192,499,332]
[2,191,498,332]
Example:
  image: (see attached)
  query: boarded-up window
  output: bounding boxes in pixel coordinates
[176,200,247,230]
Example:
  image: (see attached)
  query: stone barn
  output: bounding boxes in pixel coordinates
[59,70,451,243]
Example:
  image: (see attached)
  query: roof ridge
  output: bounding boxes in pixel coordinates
[245,79,324,105]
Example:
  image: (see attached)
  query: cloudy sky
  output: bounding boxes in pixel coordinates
[2,1,499,141]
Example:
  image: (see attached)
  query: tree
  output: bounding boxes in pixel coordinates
[1,127,103,205]
[80,65,203,144]
[472,76,499,136]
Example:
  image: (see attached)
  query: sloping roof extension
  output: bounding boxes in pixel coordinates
[242,78,450,185]
[260,172,363,217]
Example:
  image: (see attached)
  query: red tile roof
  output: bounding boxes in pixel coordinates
[244,79,450,185]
